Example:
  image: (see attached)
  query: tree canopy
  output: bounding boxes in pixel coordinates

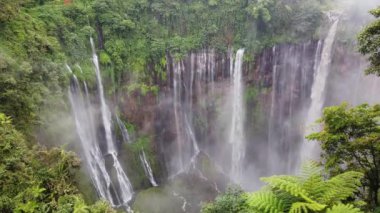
[308,104,380,210]
[358,6,380,75]
[0,113,115,212]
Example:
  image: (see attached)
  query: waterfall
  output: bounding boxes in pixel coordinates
[169,50,216,177]
[68,75,119,206]
[229,49,245,182]
[139,150,158,187]
[68,38,134,210]
[172,60,201,174]
[116,115,131,144]
[172,192,188,212]
[90,38,133,206]
[173,61,185,172]
[116,107,158,189]
[91,38,115,154]
[267,46,277,173]
[68,68,115,204]
[116,114,158,187]
[302,19,339,162]
[248,40,321,182]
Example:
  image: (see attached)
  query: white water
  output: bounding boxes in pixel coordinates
[172,192,188,212]
[302,19,339,162]
[229,48,234,79]
[170,50,216,178]
[229,49,245,182]
[267,46,277,172]
[139,150,158,187]
[90,38,115,153]
[67,68,115,204]
[90,38,133,207]
[116,115,131,144]
[116,112,157,187]
[67,39,134,209]
[173,61,185,172]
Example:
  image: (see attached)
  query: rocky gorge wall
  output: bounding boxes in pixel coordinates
[116,40,323,188]
[107,34,380,212]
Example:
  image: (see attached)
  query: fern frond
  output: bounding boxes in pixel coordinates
[261,176,313,202]
[326,203,363,213]
[320,171,363,204]
[299,161,322,181]
[275,190,303,211]
[289,201,326,213]
[247,191,285,213]
[299,162,325,201]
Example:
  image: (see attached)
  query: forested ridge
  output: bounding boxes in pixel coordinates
[1,0,380,212]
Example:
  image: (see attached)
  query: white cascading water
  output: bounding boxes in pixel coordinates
[172,192,188,212]
[302,19,339,162]
[116,114,158,187]
[90,38,133,206]
[229,48,234,79]
[91,38,115,153]
[173,61,185,172]
[67,66,115,204]
[229,49,245,182]
[172,60,202,174]
[267,46,277,173]
[170,50,216,178]
[116,115,131,144]
[139,150,158,187]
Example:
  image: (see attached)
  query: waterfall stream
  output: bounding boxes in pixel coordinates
[116,114,158,187]
[139,150,158,187]
[68,39,134,210]
[68,75,121,205]
[302,19,339,162]
[169,50,216,176]
[55,3,380,212]
[116,115,131,144]
[229,49,245,182]
[90,38,133,206]
[68,68,115,204]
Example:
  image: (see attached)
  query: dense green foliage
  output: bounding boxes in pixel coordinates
[202,162,364,213]
[201,187,249,213]
[248,162,364,213]
[0,0,326,207]
[0,3,67,132]
[307,104,380,210]
[0,0,326,135]
[1,0,375,212]
[358,6,380,75]
[0,113,115,212]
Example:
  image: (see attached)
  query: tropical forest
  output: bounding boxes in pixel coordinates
[1,0,380,212]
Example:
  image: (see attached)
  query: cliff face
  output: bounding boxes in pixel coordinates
[117,41,319,184]
[117,38,380,191]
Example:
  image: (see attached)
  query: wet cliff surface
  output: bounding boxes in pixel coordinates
[112,35,380,212]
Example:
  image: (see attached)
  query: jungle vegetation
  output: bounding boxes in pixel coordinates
[0,0,380,212]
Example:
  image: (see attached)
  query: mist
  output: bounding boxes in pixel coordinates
[15,0,380,212]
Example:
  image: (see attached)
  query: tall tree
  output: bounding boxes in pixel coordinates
[307,104,380,210]
[358,6,380,75]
